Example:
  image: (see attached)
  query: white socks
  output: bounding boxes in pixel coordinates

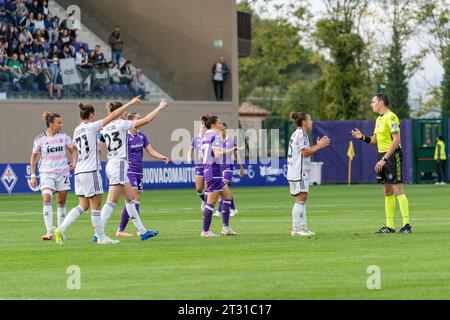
[292,201,307,231]
[91,210,103,237]
[43,202,53,235]
[57,204,67,228]
[59,206,84,233]
[125,201,146,234]
[100,201,116,229]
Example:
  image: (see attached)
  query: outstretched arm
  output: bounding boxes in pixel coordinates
[352,128,377,145]
[302,136,331,158]
[134,98,168,129]
[102,96,142,127]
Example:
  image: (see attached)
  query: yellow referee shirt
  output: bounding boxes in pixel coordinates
[374,110,401,153]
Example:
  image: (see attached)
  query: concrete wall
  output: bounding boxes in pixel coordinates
[0,100,238,163]
[56,0,238,101]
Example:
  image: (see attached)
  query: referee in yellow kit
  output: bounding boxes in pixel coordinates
[352,94,412,234]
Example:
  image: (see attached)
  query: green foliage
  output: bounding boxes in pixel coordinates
[385,25,410,118]
[441,44,450,117]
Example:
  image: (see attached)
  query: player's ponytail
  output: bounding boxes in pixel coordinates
[202,114,218,129]
[43,111,60,128]
[78,102,95,120]
[290,111,309,128]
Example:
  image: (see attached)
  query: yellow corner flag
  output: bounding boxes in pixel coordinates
[347,141,355,185]
[347,141,355,161]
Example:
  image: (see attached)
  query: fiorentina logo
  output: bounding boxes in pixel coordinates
[1,165,18,194]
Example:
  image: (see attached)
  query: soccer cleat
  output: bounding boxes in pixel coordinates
[42,234,53,241]
[201,231,219,238]
[54,229,64,245]
[140,230,159,241]
[97,235,120,244]
[92,235,98,243]
[213,211,221,217]
[221,226,237,236]
[399,224,412,234]
[230,209,238,217]
[115,231,134,238]
[375,225,396,234]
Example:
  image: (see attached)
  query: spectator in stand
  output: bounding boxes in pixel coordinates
[109,27,123,65]
[15,41,29,56]
[7,53,22,83]
[24,56,38,89]
[48,44,61,98]
[94,44,106,65]
[211,55,229,101]
[33,29,47,54]
[44,12,58,43]
[6,25,17,56]
[9,9,21,26]
[18,27,33,48]
[120,60,133,85]
[131,68,148,99]
[36,56,51,89]
[16,0,28,19]
[0,24,7,43]
[18,53,27,72]
[0,41,7,64]
[108,62,123,84]
[60,44,73,59]
[21,12,35,34]
[75,46,91,92]
[42,0,49,17]
[0,58,9,83]
[29,0,43,18]
[58,29,75,55]
[34,12,45,32]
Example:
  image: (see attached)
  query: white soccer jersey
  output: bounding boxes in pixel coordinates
[101,119,136,160]
[287,128,311,181]
[32,132,72,175]
[73,120,103,175]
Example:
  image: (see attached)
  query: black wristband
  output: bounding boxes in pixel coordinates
[360,135,371,144]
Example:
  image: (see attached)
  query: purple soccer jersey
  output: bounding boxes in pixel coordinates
[202,130,223,182]
[190,134,203,167]
[221,135,236,172]
[128,131,150,175]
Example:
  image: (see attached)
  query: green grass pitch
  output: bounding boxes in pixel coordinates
[0,185,449,300]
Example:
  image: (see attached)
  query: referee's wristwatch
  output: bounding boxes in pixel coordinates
[381,156,388,162]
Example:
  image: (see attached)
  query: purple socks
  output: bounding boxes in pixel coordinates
[202,203,214,232]
[118,202,140,232]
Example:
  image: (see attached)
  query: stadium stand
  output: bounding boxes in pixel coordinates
[0,0,170,100]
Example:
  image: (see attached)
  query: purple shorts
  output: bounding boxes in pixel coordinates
[222,170,233,184]
[128,173,144,192]
[195,166,204,177]
[206,177,224,193]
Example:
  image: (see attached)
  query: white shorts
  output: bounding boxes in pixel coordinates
[289,180,309,196]
[106,159,129,186]
[40,173,71,192]
[75,171,104,198]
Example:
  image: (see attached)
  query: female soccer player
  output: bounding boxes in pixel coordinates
[187,122,207,211]
[97,98,169,242]
[200,115,243,237]
[30,112,77,241]
[214,122,245,217]
[54,96,143,245]
[115,112,170,237]
[287,112,330,237]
